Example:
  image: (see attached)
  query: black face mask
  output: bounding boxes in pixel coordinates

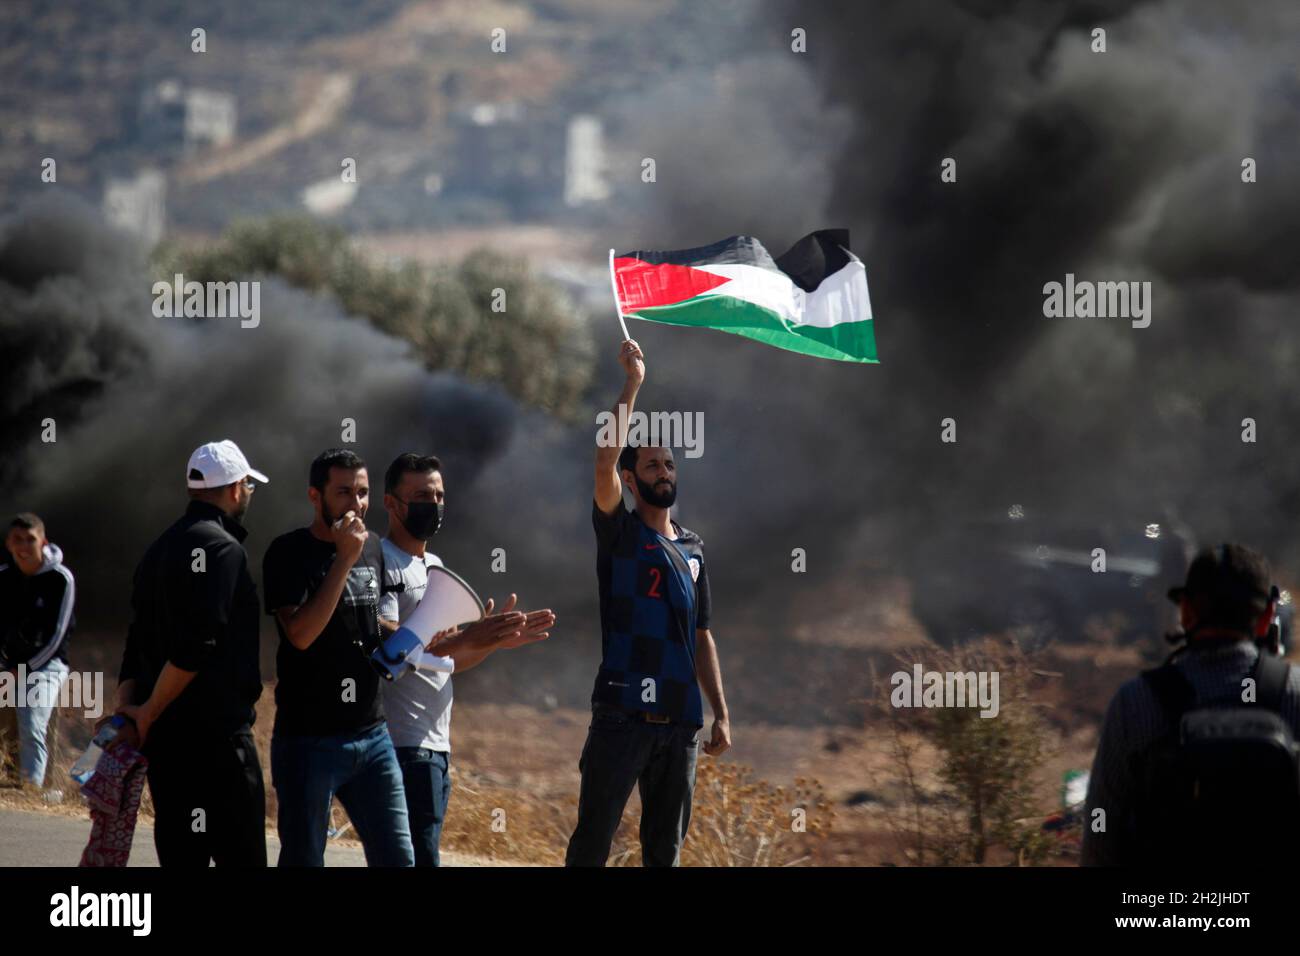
[401,499,443,539]
[635,475,677,508]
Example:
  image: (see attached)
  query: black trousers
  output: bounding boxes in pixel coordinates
[145,730,267,867]
[565,707,699,867]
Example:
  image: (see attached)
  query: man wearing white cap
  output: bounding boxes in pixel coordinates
[109,439,270,866]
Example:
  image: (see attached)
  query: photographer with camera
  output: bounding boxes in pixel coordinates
[1082,543,1300,866]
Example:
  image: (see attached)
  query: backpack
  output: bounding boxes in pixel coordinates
[1130,650,1300,865]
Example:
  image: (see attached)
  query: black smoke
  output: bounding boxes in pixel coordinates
[0,195,516,632]
[605,0,1300,615]
[7,1,1300,728]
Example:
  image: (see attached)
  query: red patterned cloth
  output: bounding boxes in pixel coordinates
[79,743,148,867]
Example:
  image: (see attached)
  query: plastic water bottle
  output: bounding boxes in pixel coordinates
[69,715,126,786]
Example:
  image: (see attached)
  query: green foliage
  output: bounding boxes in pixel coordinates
[155,216,595,418]
[929,653,1047,864]
[881,639,1055,866]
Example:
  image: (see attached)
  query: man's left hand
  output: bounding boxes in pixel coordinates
[117,705,152,748]
[497,609,555,648]
[424,626,457,650]
[702,716,731,756]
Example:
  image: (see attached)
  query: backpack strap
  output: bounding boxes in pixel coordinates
[661,535,697,616]
[375,537,404,595]
[359,531,384,576]
[1253,652,1292,713]
[1141,663,1195,724]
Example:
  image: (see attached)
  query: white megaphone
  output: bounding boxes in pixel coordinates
[371,565,484,681]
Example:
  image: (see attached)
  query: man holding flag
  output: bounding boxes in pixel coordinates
[565,228,868,866]
[566,337,730,867]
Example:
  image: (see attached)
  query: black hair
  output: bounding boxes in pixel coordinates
[618,445,677,476]
[7,512,44,534]
[1191,543,1272,632]
[617,445,640,476]
[384,452,442,495]
[309,448,366,494]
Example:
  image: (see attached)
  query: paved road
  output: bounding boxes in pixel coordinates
[0,807,370,867]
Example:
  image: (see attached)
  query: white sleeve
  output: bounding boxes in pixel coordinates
[28,566,75,671]
[379,550,401,621]
[414,652,455,674]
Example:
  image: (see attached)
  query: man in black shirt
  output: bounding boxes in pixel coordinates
[113,439,269,867]
[263,448,414,867]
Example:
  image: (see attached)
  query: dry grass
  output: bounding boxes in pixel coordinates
[432,760,833,866]
[437,764,575,865]
[609,761,834,867]
[5,689,832,866]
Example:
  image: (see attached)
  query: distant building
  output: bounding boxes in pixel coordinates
[137,80,236,157]
[103,170,166,246]
[447,103,608,216]
[564,114,609,206]
[137,80,186,153]
[184,89,237,151]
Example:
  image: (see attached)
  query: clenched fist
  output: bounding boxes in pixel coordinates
[619,338,645,387]
[331,510,368,567]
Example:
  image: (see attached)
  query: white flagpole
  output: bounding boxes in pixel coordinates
[608,248,631,340]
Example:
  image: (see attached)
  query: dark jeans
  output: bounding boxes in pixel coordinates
[565,707,699,867]
[145,730,267,867]
[395,747,451,867]
[271,722,414,867]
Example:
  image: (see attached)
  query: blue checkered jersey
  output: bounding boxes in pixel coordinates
[591,499,712,726]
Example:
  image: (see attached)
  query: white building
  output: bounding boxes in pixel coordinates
[103,170,167,246]
[564,114,609,207]
[184,89,237,150]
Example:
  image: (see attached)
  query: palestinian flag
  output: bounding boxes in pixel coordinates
[611,229,877,363]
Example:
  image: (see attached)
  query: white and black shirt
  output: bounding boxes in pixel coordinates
[379,538,454,753]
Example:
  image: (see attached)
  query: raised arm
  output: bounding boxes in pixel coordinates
[595,339,645,515]
[275,514,368,650]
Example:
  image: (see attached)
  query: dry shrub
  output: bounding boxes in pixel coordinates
[877,638,1056,866]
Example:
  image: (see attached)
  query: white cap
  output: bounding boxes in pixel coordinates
[186,440,269,489]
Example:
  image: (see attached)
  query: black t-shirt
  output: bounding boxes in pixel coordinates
[591,500,711,725]
[262,527,386,737]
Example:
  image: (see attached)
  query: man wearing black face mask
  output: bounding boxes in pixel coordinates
[378,452,555,865]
